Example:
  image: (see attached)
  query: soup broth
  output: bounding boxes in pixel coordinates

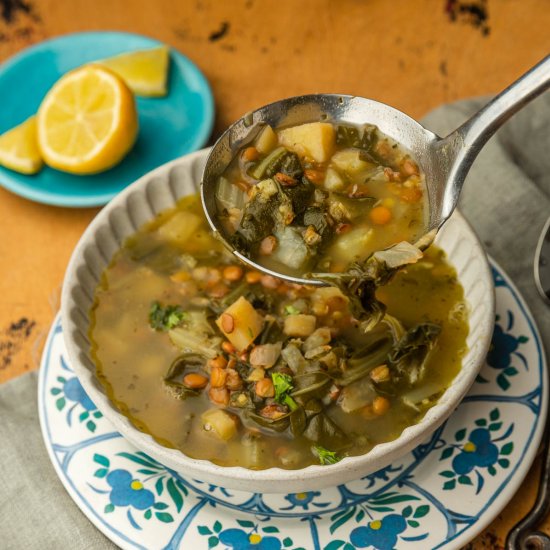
[90,193,468,470]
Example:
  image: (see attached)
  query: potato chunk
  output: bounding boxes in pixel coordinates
[328,226,374,264]
[324,167,346,192]
[202,409,237,440]
[216,296,264,351]
[278,122,335,163]
[157,211,202,245]
[331,148,373,174]
[255,125,278,154]
[311,287,349,316]
[283,314,316,337]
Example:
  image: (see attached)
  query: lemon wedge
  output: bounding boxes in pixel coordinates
[37,65,138,175]
[96,46,170,97]
[0,116,43,175]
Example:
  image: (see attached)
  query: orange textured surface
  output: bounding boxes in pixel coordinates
[1,0,549,546]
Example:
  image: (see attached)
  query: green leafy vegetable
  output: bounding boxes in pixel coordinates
[302,207,333,241]
[258,315,284,344]
[234,180,279,247]
[303,411,350,450]
[314,240,426,332]
[291,371,333,399]
[278,151,303,180]
[246,405,305,436]
[250,147,288,180]
[335,125,362,148]
[281,176,314,216]
[388,323,442,386]
[246,410,290,432]
[335,124,377,151]
[312,445,343,465]
[149,302,188,331]
[272,372,298,410]
[336,330,394,386]
[249,147,303,181]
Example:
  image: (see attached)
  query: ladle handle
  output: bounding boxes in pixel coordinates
[437,55,550,224]
[451,54,550,151]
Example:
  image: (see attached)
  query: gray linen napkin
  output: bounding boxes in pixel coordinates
[422,94,550,353]
[1,96,549,549]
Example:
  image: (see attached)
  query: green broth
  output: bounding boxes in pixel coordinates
[90,193,468,470]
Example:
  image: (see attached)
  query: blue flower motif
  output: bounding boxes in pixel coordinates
[284,491,320,510]
[350,514,407,550]
[63,377,95,410]
[219,528,282,550]
[487,324,520,370]
[106,469,155,510]
[452,428,499,475]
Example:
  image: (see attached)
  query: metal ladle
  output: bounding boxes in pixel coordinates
[201,56,550,286]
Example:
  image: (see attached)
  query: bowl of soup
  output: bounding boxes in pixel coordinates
[62,125,494,493]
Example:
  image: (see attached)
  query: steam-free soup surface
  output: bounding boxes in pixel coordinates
[90,194,468,470]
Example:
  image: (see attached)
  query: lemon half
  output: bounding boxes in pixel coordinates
[37,65,138,175]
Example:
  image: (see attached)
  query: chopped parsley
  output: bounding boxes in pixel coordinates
[312,445,342,465]
[271,372,298,410]
[149,302,188,331]
[284,304,301,316]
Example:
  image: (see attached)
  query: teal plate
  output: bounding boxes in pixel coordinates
[38,260,547,549]
[0,32,214,207]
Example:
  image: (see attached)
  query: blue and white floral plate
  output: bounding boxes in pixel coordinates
[39,260,547,550]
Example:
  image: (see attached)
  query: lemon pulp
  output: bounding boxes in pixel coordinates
[37,65,138,175]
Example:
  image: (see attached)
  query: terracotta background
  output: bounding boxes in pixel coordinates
[1,0,549,547]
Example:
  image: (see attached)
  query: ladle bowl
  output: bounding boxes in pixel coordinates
[201,56,550,285]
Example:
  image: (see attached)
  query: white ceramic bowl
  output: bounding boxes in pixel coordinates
[61,148,495,493]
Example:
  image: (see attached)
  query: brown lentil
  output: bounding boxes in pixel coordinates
[373,396,390,415]
[182,373,209,389]
[210,367,228,388]
[208,387,230,406]
[223,265,243,282]
[255,378,275,398]
[220,313,235,333]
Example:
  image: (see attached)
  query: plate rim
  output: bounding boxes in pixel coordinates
[0,30,214,207]
[38,258,548,550]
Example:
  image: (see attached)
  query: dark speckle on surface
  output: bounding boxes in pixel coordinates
[15,25,31,37]
[445,0,490,36]
[462,530,503,549]
[209,21,230,42]
[0,0,40,25]
[440,60,448,76]
[0,317,36,370]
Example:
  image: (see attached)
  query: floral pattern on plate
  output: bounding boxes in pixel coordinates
[38,260,547,550]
